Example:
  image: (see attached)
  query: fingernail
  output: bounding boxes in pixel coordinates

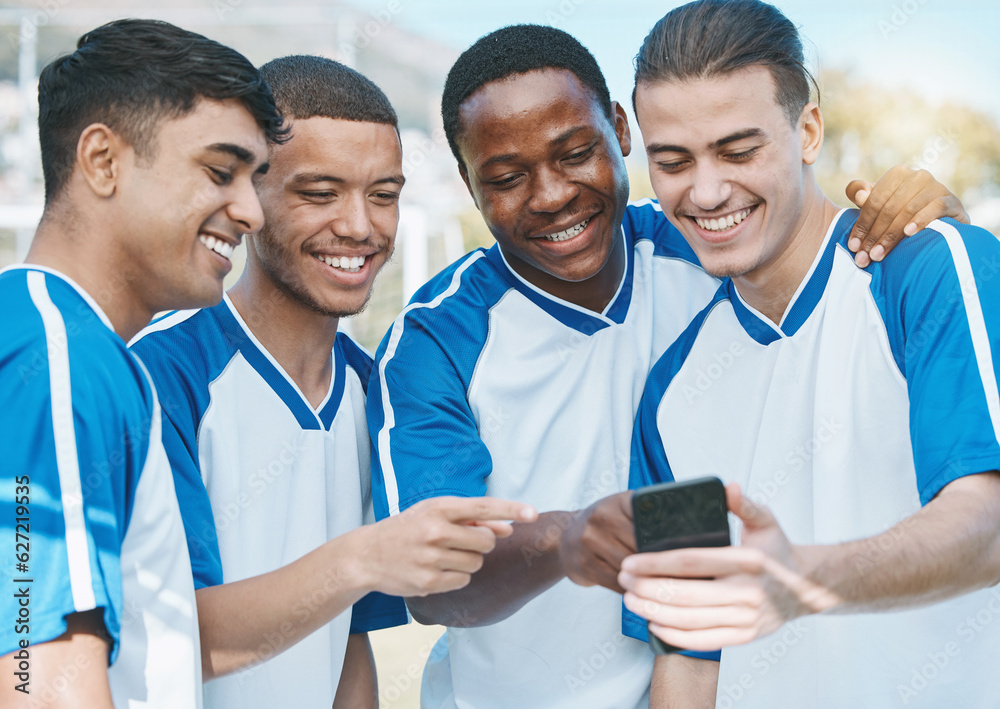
[855,251,871,268]
[870,245,885,262]
[904,222,918,236]
[855,189,870,205]
[848,237,861,252]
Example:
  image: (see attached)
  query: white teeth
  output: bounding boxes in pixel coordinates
[540,218,590,242]
[199,234,233,260]
[695,208,752,232]
[315,254,366,273]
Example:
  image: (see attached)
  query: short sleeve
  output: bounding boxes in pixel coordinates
[349,591,408,633]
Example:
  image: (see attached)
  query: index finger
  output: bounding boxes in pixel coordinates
[437,496,538,524]
[621,546,764,579]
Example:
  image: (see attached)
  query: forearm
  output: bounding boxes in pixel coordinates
[650,653,718,709]
[198,530,372,679]
[803,472,1000,614]
[406,511,572,627]
[333,634,377,709]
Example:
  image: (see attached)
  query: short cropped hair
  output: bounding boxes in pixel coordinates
[441,24,613,167]
[38,18,288,203]
[634,0,818,126]
[258,55,398,128]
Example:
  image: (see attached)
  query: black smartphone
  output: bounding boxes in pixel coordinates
[631,476,731,654]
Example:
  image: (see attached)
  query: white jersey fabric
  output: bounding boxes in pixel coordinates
[0,266,202,708]
[131,294,406,709]
[369,201,720,709]
[629,211,1000,708]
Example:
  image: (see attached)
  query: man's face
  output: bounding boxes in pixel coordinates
[250,117,402,317]
[635,66,820,280]
[116,97,268,312]
[456,68,631,289]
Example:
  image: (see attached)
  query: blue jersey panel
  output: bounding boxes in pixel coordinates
[864,218,1000,502]
[0,269,151,661]
[369,251,507,518]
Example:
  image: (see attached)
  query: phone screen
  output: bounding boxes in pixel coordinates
[633,478,730,554]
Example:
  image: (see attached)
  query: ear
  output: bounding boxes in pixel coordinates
[75,123,128,198]
[458,163,480,211]
[799,102,823,166]
[610,101,632,158]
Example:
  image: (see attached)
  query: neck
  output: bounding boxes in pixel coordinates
[25,210,154,342]
[505,228,626,313]
[733,184,840,325]
[228,263,340,409]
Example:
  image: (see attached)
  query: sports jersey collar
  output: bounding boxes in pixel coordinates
[728,208,852,345]
[487,224,634,334]
[218,294,344,430]
[1,264,116,332]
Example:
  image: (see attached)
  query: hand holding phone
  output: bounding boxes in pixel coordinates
[631,476,731,653]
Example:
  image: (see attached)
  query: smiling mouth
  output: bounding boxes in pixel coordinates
[314,254,367,273]
[539,218,590,242]
[692,206,757,233]
[199,234,234,260]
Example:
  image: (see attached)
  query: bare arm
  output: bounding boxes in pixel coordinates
[621,473,1000,651]
[650,654,718,709]
[408,491,636,627]
[198,496,536,678]
[0,610,113,708]
[332,634,377,709]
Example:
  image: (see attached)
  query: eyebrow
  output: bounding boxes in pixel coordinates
[479,125,589,169]
[289,172,406,187]
[646,128,765,155]
[207,142,269,175]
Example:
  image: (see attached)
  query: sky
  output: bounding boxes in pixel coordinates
[342,0,1000,130]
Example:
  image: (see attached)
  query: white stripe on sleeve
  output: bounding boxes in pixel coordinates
[27,270,97,611]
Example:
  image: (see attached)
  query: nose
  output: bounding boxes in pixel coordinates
[333,193,374,242]
[229,176,265,234]
[528,164,579,213]
[688,161,732,212]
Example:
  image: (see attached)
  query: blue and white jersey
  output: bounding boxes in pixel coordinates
[370,201,720,709]
[628,210,1000,708]
[131,294,406,709]
[0,266,201,707]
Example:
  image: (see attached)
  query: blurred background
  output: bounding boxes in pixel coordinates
[1,1,997,706]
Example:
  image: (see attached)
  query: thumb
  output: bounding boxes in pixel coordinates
[725,483,775,532]
[846,179,873,207]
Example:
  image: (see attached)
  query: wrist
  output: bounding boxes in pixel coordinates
[793,544,843,615]
[333,526,381,596]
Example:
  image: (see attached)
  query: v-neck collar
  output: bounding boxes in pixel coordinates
[218,294,344,430]
[728,208,852,345]
[486,224,635,334]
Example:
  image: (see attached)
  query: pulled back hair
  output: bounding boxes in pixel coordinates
[38,18,288,204]
[259,55,398,128]
[441,24,612,167]
[633,0,818,125]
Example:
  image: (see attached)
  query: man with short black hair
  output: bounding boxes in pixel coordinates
[0,18,284,708]
[623,2,1000,706]
[368,23,966,709]
[131,55,535,709]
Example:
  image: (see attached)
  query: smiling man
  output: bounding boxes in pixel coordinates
[130,55,534,709]
[0,19,286,708]
[365,23,968,709]
[622,2,1000,707]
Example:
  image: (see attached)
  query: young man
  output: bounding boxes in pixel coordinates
[367,24,967,709]
[623,2,1000,707]
[130,56,535,709]
[0,19,285,708]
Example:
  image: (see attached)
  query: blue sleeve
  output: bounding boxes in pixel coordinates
[132,324,224,589]
[872,219,1000,503]
[367,290,494,519]
[0,280,147,662]
[349,591,408,633]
